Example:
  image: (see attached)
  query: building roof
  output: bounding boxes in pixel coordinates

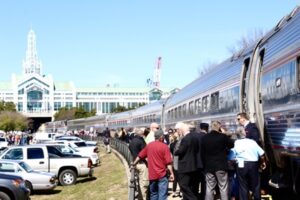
[76,87,150,93]
[76,87,175,93]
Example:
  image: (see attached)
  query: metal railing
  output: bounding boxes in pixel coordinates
[80,135,140,200]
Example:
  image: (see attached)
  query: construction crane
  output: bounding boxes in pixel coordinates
[153,57,162,89]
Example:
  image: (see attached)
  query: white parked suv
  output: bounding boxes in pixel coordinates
[0,144,93,186]
[0,137,8,150]
[46,141,100,165]
[55,135,98,146]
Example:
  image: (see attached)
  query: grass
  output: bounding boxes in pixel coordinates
[31,145,128,200]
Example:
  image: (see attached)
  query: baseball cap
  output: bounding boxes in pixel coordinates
[154,129,164,139]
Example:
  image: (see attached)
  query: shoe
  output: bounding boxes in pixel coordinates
[178,192,182,198]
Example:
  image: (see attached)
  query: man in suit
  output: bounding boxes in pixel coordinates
[237,112,261,145]
[202,121,234,200]
[175,122,203,200]
[198,123,209,200]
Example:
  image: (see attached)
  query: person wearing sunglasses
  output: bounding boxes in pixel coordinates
[236,113,261,145]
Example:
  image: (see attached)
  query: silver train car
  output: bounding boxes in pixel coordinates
[164,7,300,194]
[107,111,131,129]
[131,99,164,128]
[45,5,300,194]
[166,6,300,194]
[67,114,108,131]
[44,120,68,133]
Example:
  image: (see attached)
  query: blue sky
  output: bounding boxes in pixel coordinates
[0,1,299,89]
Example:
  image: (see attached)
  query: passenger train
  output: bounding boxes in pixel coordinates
[46,6,300,195]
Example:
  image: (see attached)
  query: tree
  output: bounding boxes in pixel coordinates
[74,107,96,119]
[0,111,28,132]
[227,29,265,55]
[54,107,96,121]
[111,103,147,113]
[0,101,16,112]
[197,29,265,78]
[54,107,76,121]
[197,60,219,77]
[111,105,127,113]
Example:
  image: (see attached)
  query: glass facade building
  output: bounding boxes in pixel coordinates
[0,30,172,119]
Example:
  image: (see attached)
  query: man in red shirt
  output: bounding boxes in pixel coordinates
[133,129,174,200]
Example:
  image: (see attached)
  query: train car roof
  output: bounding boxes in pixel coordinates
[165,5,300,109]
[132,99,165,116]
[165,56,244,108]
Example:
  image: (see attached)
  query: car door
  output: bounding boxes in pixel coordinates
[25,147,48,172]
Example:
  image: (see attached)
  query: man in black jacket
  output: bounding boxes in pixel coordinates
[202,121,234,200]
[237,112,261,145]
[175,122,203,200]
[129,128,148,200]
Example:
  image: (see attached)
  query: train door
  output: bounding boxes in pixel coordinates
[240,42,265,144]
[240,57,250,113]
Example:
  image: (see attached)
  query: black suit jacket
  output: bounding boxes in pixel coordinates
[129,135,146,160]
[245,122,260,144]
[202,130,234,173]
[175,131,203,173]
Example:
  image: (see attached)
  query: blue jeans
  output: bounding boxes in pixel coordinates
[149,176,168,200]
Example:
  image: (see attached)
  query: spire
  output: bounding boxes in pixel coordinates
[23,29,42,75]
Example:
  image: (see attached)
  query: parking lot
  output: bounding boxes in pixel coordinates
[30,145,128,200]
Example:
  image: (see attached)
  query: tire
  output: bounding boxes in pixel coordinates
[25,180,33,194]
[59,169,77,186]
[0,191,10,200]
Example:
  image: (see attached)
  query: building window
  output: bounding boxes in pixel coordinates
[18,89,24,95]
[18,102,23,111]
[66,102,73,109]
[54,102,61,111]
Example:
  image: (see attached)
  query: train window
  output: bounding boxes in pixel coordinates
[298,57,300,89]
[178,106,182,118]
[211,92,219,111]
[195,98,202,114]
[182,104,186,117]
[202,95,209,112]
[262,60,297,107]
[189,101,194,116]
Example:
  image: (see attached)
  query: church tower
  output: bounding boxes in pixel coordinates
[22,29,42,75]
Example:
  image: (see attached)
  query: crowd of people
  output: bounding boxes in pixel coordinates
[0,131,33,145]
[125,112,267,200]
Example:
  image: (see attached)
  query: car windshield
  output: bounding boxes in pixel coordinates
[74,142,87,147]
[0,148,8,156]
[19,161,33,172]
